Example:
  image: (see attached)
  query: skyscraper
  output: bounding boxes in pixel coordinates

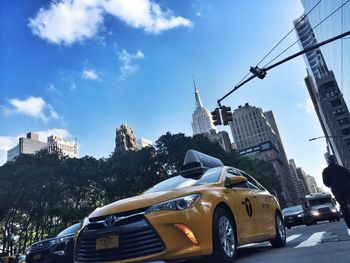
[7,132,78,161]
[47,135,78,158]
[191,81,217,135]
[230,103,299,206]
[115,124,138,153]
[7,132,47,161]
[301,0,350,105]
[295,14,350,168]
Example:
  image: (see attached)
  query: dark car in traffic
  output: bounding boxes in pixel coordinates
[282,205,307,229]
[26,223,81,263]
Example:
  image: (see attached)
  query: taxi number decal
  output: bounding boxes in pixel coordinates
[245,198,253,217]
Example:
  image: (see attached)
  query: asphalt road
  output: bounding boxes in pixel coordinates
[153,219,350,263]
[236,219,350,263]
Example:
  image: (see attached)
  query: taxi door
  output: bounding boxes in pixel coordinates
[225,169,264,241]
[240,171,275,235]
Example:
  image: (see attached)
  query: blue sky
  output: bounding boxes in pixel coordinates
[0,0,329,187]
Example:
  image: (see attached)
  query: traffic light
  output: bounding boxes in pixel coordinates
[211,108,222,126]
[250,66,266,79]
[221,106,233,125]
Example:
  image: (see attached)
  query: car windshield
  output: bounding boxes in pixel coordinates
[144,167,222,194]
[308,197,332,206]
[57,223,81,237]
[282,205,303,215]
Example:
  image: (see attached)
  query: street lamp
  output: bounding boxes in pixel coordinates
[308,135,343,155]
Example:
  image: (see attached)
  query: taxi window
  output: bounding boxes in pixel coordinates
[194,167,222,185]
[227,168,241,176]
[225,168,249,189]
[240,171,265,191]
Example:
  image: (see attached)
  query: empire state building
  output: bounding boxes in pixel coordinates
[191,81,217,135]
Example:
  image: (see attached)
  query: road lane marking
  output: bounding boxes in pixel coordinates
[295,232,325,248]
[348,229,350,236]
[286,234,301,242]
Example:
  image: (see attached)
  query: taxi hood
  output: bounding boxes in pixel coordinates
[89,185,211,219]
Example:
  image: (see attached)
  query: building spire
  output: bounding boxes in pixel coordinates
[192,75,203,108]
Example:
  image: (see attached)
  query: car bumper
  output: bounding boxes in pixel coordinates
[75,203,213,263]
[284,216,304,227]
[311,212,340,222]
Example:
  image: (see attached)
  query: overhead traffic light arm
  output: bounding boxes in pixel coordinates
[217,30,350,106]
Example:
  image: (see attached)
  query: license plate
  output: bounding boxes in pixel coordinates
[33,254,41,260]
[96,235,119,250]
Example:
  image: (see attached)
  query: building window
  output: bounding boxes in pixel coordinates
[321,81,335,90]
[330,99,342,107]
[337,117,349,126]
[341,127,350,135]
[333,108,345,117]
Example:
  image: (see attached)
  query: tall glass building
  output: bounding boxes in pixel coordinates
[301,0,350,105]
[295,1,350,168]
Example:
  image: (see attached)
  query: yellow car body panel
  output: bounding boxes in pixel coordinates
[75,167,282,263]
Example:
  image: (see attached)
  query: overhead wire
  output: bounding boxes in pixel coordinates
[233,0,322,90]
[263,0,350,68]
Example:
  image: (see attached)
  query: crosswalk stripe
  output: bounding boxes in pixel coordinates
[295,232,325,248]
[286,234,301,242]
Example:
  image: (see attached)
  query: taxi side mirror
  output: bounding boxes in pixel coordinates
[225,176,248,188]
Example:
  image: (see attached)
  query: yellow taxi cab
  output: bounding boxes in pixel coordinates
[75,150,286,263]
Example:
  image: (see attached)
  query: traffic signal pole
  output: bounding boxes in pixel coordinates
[217,30,350,106]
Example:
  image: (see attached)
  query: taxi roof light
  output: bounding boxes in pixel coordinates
[180,150,224,178]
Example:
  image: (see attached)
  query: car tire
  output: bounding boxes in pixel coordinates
[206,207,236,263]
[336,217,340,221]
[270,212,286,248]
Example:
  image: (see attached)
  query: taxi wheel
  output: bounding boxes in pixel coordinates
[270,212,286,248]
[209,208,236,263]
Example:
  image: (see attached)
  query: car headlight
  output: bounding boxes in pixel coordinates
[331,208,337,213]
[297,213,303,218]
[146,194,201,214]
[311,211,320,216]
[50,237,65,246]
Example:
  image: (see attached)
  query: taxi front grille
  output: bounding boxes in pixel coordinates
[75,217,165,262]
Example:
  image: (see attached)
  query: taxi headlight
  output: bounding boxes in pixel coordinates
[146,194,201,214]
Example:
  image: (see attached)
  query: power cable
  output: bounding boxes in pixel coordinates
[229,0,323,94]
[263,0,350,68]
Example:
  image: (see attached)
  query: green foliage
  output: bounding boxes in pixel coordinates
[0,132,280,254]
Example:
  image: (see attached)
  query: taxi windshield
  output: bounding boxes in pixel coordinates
[144,167,222,194]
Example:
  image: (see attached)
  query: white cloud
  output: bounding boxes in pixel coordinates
[28,0,104,45]
[82,69,99,80]
[48,83,58,92]
[299,97,315,114]
[70,81,77,90]
[4,96,60,123]
[28,0,192,45]
[0,129,71,166]
[118,49,144,79]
